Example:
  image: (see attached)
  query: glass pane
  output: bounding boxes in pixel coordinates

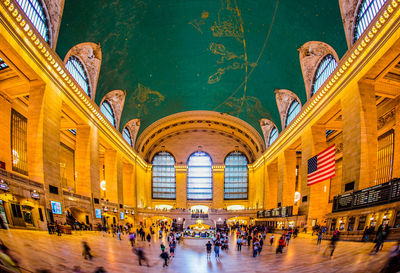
[354,0,387,43]
[224,152,248,200]
[286,100,301,127]
[66,56,90,96]
[187,151,213,200]
[123,128,132,146]
[312,54,337,96]
[16,0,49,42]
[101,101,116,127]
[152,152,176,199]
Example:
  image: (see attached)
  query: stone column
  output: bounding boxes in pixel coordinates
[134,161,145,208]
[212,166,224,209]
[27,83,62,220]
[0,95,11,170]
[266,160,278,209]
[263,161,269,209]
[301,125,329,228]
[175,166,187,209]
[123,163,135,207]
[75,124,99,197]
[342,81,377,190]
[104,149,118,203]
[117,155,123,208]
[392,101,400,178]
[280,149,297,207]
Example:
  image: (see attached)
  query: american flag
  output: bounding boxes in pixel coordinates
[307,145,335,186]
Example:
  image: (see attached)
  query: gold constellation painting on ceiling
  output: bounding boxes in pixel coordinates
[190,0,267,119]
[126,83,164,117]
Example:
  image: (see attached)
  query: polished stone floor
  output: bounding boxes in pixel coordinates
[0,229,395,273]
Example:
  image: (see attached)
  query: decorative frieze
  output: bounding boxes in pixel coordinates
[378,108,395,130]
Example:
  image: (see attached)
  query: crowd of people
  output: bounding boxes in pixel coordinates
[1,221,399,272]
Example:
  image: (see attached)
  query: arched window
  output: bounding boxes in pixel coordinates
[123,127,132,146]
[0,58,9,70]
[187,151,213,200]
[16,0,49,43]
[224,152,248,200]
[100,100,116,127]
[312,54,337,96]
[353,0,387,43]
[268,126,278,147]
[66,56,90,97]
[286,100,301,127]
[152,152,176,199]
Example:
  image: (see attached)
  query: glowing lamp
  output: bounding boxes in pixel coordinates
[100,180,106,191]
[294,192,301,202]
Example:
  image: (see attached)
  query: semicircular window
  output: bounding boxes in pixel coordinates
[268,126,278,147]
[312,54,337,96]
[16,0,49,43]
[100,100,116,127]
[286,100,301,127]
[353,0,387,43]
[152,152,176,199]
[123,127,132,147]
[187,151,213,200]
[224,152,248,200]
[66,56,90,97]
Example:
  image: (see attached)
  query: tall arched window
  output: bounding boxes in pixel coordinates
[187,151,213,200]
[312,54,337,96]
[268,126,278,147]
[16,0,49,43]
[286,100,301,127]
[353,0,387,43]
[66,56,90,97]
[100,100,116,127]
[123,127,132,146]
[152,152,176,199]
[224,152,248,200]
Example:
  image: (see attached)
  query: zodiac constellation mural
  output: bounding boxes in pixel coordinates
[189,0,269,120]
[126,83,164,117]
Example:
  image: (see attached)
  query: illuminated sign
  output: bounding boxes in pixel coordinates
[120,212,124,220]
[95,209,102,219]
[51,201,62,215]
[31,192,40,199]
[0,180,9,191]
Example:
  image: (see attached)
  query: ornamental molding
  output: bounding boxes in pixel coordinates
[124,119,141,147]
[64,42,102,99]
[298,41,339,99]
[275,89,301,129]
[42,0,64,49]
[378,108,396,130]
[100,90,126,130]
[339,0,361,48]
[259,118,277,147]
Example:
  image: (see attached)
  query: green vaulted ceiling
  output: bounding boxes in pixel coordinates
[56,0,347,137]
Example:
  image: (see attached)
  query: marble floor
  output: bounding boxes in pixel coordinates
[0,229,396,273]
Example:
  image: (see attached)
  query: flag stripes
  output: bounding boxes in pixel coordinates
[307,145,335,185]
